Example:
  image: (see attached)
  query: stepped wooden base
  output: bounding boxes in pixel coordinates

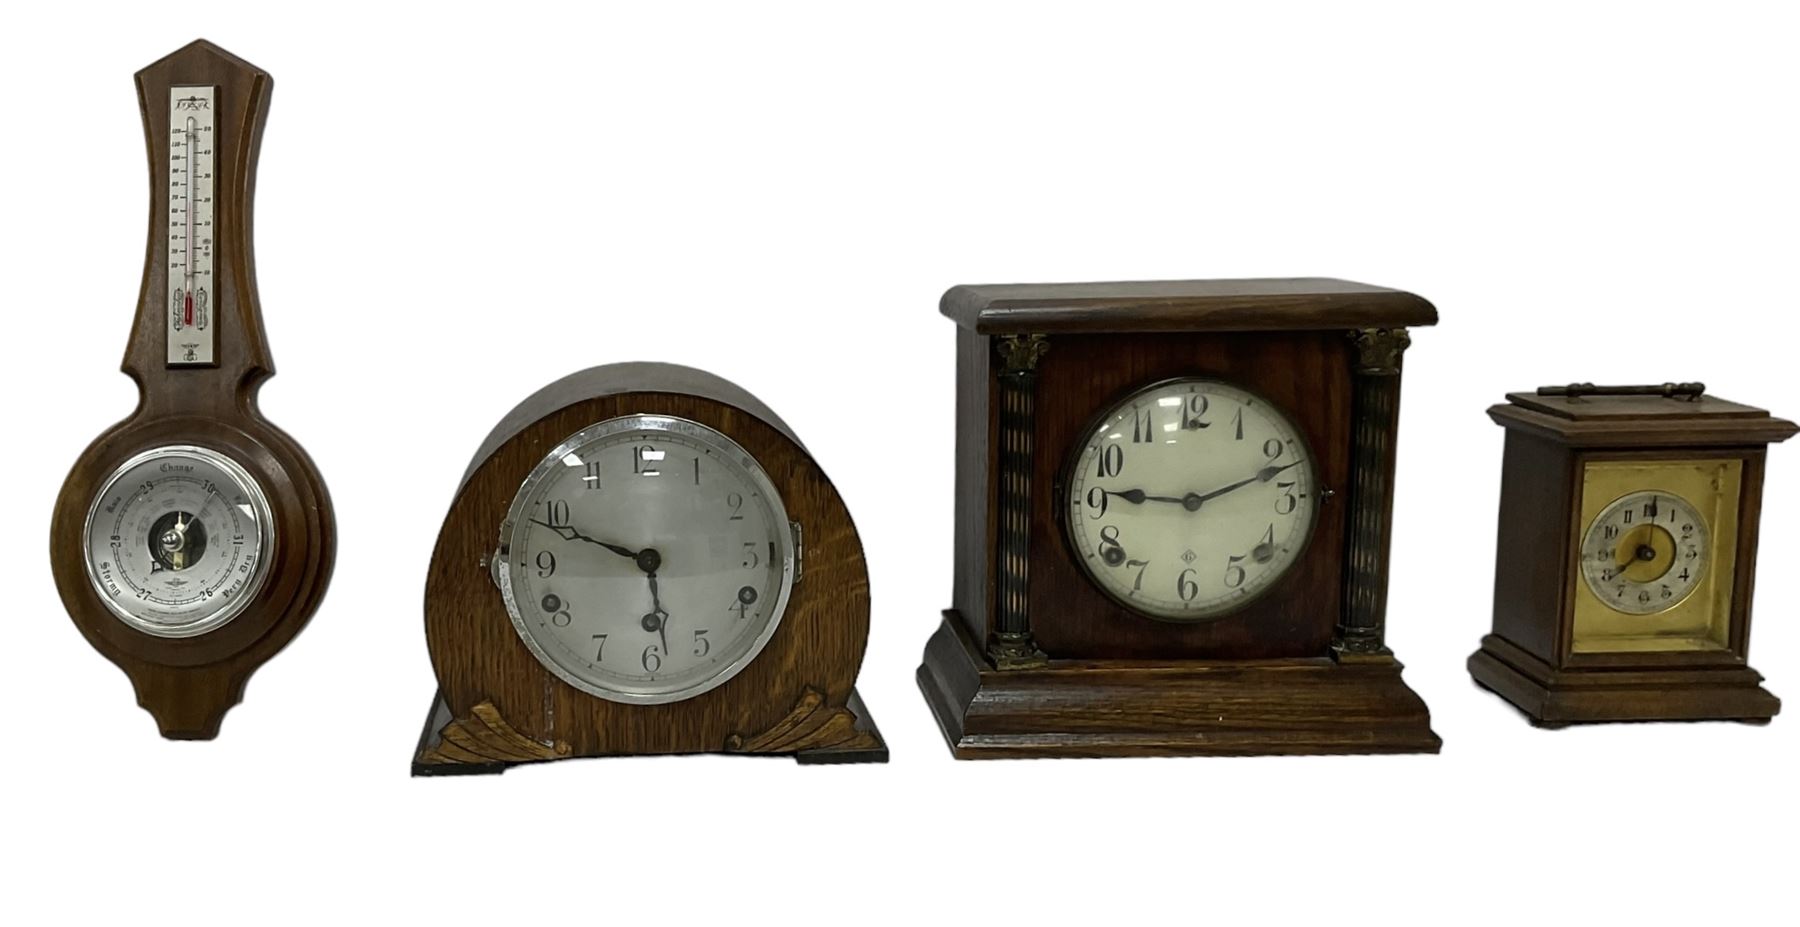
[1468,634,1781,726]
[917,612,1441,758]
[411,688,888,776]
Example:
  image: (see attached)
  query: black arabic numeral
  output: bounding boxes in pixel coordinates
[1177,568,1199,601]
[1096,444,1124,478]
[1127,558,1150,594]
[1184,393,1210,430]
[1097,525,1125,566]
[1085,486,1108,520]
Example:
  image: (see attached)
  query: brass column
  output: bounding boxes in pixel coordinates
[1337,327,1411,655]
[989,333,1049,669]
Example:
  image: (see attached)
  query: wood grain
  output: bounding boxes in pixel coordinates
[48,40,334,740]
[1472,389,1792,724]
[942,278,1438,334]
[921,613,1440,757]
[927,278,1439,757]
[419,363,882,767]
[1030,330,1353,659]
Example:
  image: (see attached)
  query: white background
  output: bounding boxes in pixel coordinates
[4,2,1796,924]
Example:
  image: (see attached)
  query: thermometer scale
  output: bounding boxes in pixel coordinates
[167,85,215,365]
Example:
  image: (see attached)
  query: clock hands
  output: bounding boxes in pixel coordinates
[531,519,643,562]
[1606,542,1659,580]
[644,571,670,658]
[1193,460,1304,506]
[533,517,672,660]
[1103,460,1305,514]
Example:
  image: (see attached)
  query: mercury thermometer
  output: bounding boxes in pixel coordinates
[167,85,215,365]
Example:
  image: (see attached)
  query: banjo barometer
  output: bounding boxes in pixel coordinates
[49,40,336,739]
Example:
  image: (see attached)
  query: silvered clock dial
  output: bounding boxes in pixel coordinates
[81,446,274,638]
[498,415,797,704]
[1579,489,1710,616]
[1064,378,1319,620]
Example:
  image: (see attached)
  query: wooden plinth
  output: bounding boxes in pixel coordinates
[1468,634,1780,726]
[917,612,1441,758]
[411,689,888,776]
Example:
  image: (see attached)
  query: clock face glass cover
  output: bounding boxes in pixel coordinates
[1580,489,1711,615]
[499,415,796,704]
[1063,378,1319,620]
[81,445,274,638]
[1570,459,1742,653]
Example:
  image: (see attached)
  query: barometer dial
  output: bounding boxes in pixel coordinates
[498,415,797,705]
[81,445,274,638]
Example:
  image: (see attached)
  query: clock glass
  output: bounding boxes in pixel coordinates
[1064,378,1319,620]
[1569,459,1742,653]
[1579,489,1711,615]
[498,415,796,705]
[81,445,274,638]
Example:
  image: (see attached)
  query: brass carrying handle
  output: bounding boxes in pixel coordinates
[1537,382,1706,400]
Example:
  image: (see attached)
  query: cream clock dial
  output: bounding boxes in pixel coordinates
[1580,489,1709,616]
[498,415,797,705]
[1064,378,1319,621]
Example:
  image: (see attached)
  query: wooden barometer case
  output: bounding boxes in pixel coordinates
[1469,383,1795,725]
[917,278,1442,758]
[415,363,884,774]
[48,41,336,739]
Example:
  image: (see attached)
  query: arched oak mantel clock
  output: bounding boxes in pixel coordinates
[414,363,884,774]
[49,41,336,739]
[917,278,1442,758]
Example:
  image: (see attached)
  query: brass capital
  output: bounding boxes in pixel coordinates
[1349,328,1410,375]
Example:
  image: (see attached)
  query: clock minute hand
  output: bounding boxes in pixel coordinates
[646,571,670,656]
[1193,459,1306,506]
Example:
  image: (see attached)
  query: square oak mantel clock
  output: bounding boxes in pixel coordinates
[414,363,884,774]
[49,41,335,739]
[1469,383,1796,725]
[916,278,1442,757]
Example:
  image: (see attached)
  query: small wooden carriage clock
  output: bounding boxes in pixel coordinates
[917,278,1442,757]
[49,41,336,739]
[414,363,883,774]
[1469,383,1795,725]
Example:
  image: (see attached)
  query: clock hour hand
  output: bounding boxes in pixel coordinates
[531,519,642,561]
[1105,488,1193,507]
[1605,542,1658,579]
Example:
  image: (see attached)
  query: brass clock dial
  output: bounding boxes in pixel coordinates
[1579,489,1709,616]
[1063,378,1319,621]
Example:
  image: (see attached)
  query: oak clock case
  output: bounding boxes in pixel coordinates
[917,278,1443,758]
[1469,383,1796,725]
[48,41,336,740]
[415,363,884,774]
